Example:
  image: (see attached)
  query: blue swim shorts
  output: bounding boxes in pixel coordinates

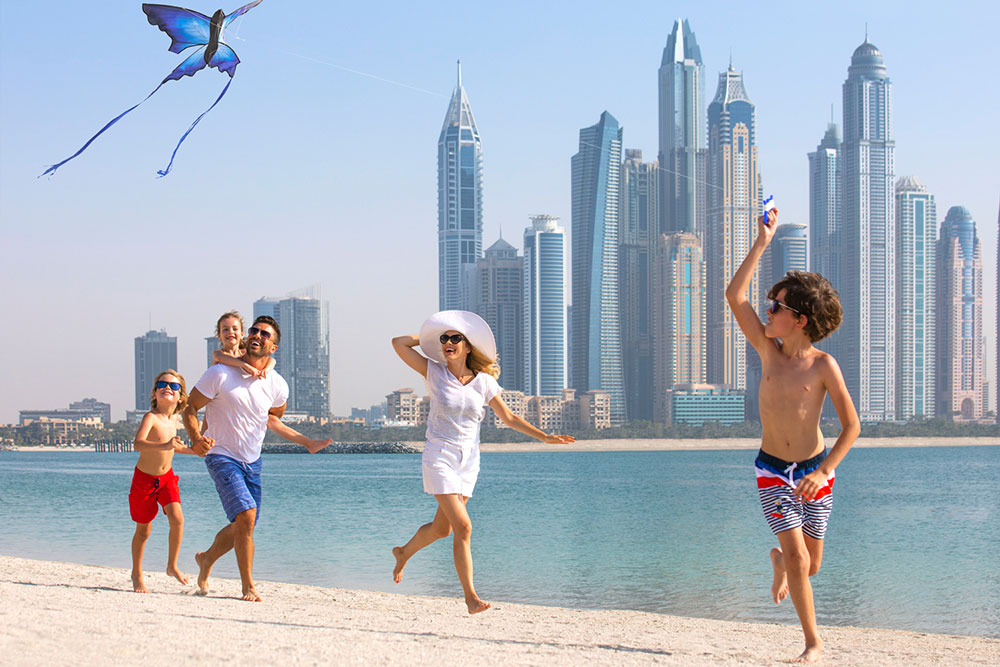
[205,453,262,524]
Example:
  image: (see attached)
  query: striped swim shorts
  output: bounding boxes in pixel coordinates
[755,448,835,539]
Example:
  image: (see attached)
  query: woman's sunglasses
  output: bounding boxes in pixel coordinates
[155,380,182,391]
[439,333,466,344]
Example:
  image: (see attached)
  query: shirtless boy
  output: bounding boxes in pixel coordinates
[129,369,196,593]
[725,209,861,663]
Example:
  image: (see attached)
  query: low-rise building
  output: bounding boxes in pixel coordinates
[664,384,746,425]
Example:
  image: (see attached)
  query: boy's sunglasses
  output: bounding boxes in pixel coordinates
[768,299,802,316]
[155,381,182,391]
[440,333,466,344]
[248,326,273,340]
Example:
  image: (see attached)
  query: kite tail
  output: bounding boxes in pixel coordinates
[156,77,233,178]
[40,82,167,178]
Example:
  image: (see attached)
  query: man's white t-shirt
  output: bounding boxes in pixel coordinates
[194,364,289,464]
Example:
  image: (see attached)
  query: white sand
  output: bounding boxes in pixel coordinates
[1,556,995,665]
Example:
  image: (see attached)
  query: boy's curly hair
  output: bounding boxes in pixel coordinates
[767,271,842,342]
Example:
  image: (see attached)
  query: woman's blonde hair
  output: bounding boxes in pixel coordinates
[465,342,501,379]
[149,369,188,415]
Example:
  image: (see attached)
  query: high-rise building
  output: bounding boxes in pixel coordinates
[936,206,984,422]
[762,223,809,292]
[254,286,330,418]
[895,177,936,420]
[808,123,842,290]
[571,111,625,424]
[205,336,222,369]
[438,62,483,311]
[706,65,761,391]
[523,215,567,397]
[473,237,523,390]
[658,18,707,239]
[620,149,658,421]
[841,39,896,421]
[134,329,177,410]
[652,232,705,423]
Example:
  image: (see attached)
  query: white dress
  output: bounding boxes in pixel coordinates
[421,359,502,497]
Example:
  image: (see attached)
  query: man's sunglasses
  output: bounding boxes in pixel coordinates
[768,299,802,316]
[155,380,182,391]
[440,333,466,345]
[248,326,273,340]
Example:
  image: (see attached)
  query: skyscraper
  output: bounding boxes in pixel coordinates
[658,18,706,239]
[895,176,936,420]
[762,223,809,292]
[841,39,896,421]
[571,111,625,424]
[706,65,761,391]
[652,232,705,423]
[134,329,177,410]
[936,206,984,422]
[523,215,567,397]
[438,62,483,311]
[808,123,841,290]
[473,237,523,391]
[620,149,658,421]
[254,286,330,418]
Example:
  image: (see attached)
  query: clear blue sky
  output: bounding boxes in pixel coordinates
[1,0,997,422]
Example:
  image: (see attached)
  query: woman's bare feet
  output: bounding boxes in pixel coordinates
[793,642,822,663]
[194,552,212,595]
[131,572,148,593]
[770,548,788,603]
[166,565,189,585]
[241,585,261,602]
[465,594,491,614]
[392,546,408,583]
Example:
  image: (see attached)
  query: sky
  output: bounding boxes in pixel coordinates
[1,1,998,423]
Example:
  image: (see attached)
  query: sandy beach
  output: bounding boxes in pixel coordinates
[1,556,995,665]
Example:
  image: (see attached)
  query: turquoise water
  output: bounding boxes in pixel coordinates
[1,446,997,637]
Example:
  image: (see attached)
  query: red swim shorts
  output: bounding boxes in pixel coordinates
[128,467,181,524]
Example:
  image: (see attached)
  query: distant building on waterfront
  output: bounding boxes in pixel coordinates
[523,215,567,397]
[473,237,523,390]
[571,111,625,424]
[936,206,985,422]
[762,223,809,293]
[808,122,842,291]
[438,62,483,311]
[664,384,745,425]
[895,177,937,420]
[253,285,330,418]
[68,398,111,423]
[841,39,896,421]
[134,329,177,411]
[205,335,222,369]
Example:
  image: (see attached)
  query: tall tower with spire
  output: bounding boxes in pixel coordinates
[438,61,484,311]
[841,39,896,421]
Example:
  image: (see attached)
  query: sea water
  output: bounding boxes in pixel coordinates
[0,446,997,637]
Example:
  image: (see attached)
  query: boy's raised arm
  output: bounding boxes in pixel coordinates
[725,210,777,352]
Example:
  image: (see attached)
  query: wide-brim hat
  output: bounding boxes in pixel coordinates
[419,310,496,364]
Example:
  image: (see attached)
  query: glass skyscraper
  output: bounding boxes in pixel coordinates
[706,65,760,391]
[473,237,523,391]
[762,223,809,292]
[438,62,483,311]
[571,111,625,424]
[841,40,896,421]
[895,176,936,420]
[134,329,177,410]
[808,123,841,290]
[523,215,566,397]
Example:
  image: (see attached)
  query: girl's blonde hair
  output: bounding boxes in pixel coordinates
[215,310,245,336]
[149,370,188,415]
[465,342,501,380]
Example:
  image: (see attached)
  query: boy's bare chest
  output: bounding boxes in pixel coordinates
[760,359,824,406]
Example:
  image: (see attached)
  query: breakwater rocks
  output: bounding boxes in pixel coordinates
[262,442,420,454]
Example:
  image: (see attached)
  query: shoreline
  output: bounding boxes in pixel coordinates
[1,555,996,665]
[8,436,999,454]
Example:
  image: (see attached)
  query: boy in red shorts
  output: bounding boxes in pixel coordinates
[129,369,196,593]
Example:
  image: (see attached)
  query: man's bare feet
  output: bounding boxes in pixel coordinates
[465,595,491,614]
[793,642,822,663]
[392,546,408,583]
[241,585,262,602]
[770,547,789,604]
[131,572,148,593]
[195,552,212,594]
[166,565,189,585]
[306,438,333,454]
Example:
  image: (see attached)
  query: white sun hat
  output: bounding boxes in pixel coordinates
[419,310,497,364]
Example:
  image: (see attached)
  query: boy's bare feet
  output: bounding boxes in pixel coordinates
[241,585,261,602]
[465,594,491,614]
[793,642,822,663]
[195,552,212,595]
[131,572,148,594]
[306,438,333,454]
[166,565,189,585]
[392,546,408,583]
[770,548,788,603]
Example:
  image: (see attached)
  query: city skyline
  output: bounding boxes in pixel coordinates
[2,2,998,422]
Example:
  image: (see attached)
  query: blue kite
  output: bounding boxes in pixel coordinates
[42,1,262,178]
